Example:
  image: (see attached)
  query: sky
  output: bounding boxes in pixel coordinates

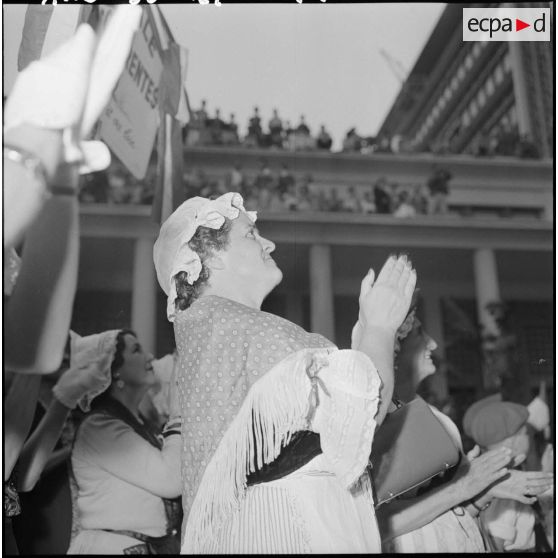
[3,3,445,150]
[160,3,445,148]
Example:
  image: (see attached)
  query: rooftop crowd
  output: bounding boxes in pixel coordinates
[184,100,543,159]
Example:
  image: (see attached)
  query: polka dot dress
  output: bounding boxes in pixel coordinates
[173,295,334,523]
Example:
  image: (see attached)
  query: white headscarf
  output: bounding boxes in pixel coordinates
[70,329,120,412]
[153,192,256,322]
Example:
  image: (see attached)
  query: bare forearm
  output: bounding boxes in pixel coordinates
[377,479,465,541]
[17,398,70,492]
[355,325,395,424]
[5,168,79,373]
[4,374,41,480]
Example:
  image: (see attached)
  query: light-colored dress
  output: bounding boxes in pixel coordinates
[481,497,535,551]
[68,411,181,554]
[205,455,379,554]
[385,406,486,553]
[174,296,383,553]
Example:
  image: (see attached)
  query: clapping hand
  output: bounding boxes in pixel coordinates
[354,255,416,344]
[453,446,514,502]
[487,468,554,505]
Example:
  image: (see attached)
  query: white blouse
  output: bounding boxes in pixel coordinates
[71,414,181,537]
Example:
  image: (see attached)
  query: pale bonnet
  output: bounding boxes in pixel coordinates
[70,330,120,412]
[153,192,256,322]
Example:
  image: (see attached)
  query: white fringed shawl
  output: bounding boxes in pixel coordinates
[174,295,380,552]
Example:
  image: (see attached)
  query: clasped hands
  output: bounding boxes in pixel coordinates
[455,444,554,506]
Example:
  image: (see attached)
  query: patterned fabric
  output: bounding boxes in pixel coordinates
[3,247,21,296]
[175,295,364,550]
[68,462,82,544]
[4,479,21,518]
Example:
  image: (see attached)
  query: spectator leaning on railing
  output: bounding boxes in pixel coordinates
[316,125,333,151]
[427,167,452,215]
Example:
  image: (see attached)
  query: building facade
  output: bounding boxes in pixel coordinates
[377,3,554,159]
[76,146,552,417]
[73,2,553,424]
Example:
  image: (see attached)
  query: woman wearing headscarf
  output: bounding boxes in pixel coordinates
[377,308,554,553]
[4,332,107,556]
[67,329,182,555]
[153,192,416,553]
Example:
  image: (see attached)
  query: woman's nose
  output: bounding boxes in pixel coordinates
[260,235,276,253]
[426,336,438,351]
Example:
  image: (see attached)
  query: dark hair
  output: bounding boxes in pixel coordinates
[110,328,137,376]
[174,219,232,311]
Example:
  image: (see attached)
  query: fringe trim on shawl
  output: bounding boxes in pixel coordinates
[181,348,332,553]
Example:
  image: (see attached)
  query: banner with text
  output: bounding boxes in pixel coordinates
[97,7,162,179]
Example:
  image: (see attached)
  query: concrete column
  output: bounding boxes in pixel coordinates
[309,244,335,341]
[131,237,157,355]
[473,248,501,339]
[508,42,532,138]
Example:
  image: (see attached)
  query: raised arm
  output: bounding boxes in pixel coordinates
[378,445,553,542]
[16,399,71,492]
[16,361,109,491]
[5,163,79,374]
[76,415,182,499]
[352,255,416,424]
[377,446,513,540]
[4,374,41,480]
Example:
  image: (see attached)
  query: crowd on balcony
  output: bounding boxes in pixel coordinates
[183,161,452,217]
[78,165,157,206]
[79,150,454,218]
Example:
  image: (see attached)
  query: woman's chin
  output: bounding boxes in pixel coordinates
[263,266,283,293]
[419,363,436,380]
